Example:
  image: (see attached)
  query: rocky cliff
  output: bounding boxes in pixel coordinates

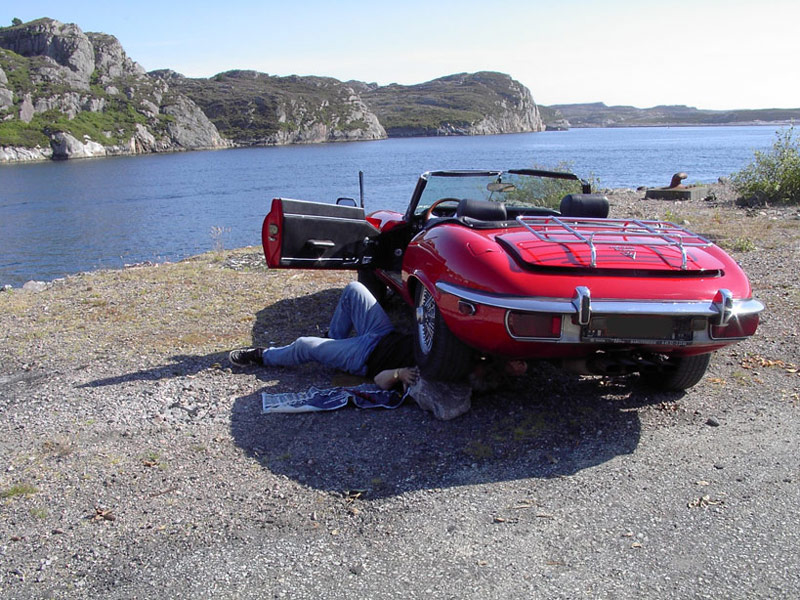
[160,70,386,145]
[0,18,229,162]
[360,72,545,137]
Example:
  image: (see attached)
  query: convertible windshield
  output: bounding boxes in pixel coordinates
[413,170,586,216]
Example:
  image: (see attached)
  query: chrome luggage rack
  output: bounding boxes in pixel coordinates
[516,216,713,270]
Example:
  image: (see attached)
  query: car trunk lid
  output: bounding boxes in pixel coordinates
[496,216,724,272]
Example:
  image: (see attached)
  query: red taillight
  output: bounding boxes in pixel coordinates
[710,313,760,339]
[507,312,562,339]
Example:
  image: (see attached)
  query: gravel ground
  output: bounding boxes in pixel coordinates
[1,183,799,599]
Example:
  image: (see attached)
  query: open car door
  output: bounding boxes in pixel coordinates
[262,198,380,269]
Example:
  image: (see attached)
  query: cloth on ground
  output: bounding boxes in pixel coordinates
[262,383,406,414]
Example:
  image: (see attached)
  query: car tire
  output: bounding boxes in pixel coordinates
[357,269,387,305]
[413,285,472,381]
[642,352,712,391]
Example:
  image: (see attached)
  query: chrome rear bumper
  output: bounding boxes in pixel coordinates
[436,281,764,345]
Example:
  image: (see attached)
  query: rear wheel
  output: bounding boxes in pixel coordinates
[413,285,472,381]
[641,352,712,391]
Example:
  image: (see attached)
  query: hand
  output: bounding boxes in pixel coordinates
[397,366,420,389]
[374,366,420,390]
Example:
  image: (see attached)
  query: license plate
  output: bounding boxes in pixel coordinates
[582,315,693,342]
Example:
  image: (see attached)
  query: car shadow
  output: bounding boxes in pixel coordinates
[77,286,665,499]
[229,368,659,499]
[228,289,672,499]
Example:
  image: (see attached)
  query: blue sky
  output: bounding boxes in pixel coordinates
[2,0,798,110]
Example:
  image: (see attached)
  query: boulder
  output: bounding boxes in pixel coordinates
[50,132,107,159]
[22,280,48,292]
[19,93,34,123]
[407,377,472,421]
[0,87,13,111]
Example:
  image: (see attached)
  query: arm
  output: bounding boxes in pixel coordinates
[374,366,419,390]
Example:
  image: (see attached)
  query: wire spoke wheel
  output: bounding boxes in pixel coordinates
[416,286,436,355]
[413,284,472,380]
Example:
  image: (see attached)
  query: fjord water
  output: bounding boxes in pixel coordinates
[0,125,780,286]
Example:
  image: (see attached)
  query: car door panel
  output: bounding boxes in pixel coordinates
[262,198,379,268]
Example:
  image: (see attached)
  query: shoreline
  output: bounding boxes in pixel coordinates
[1,121,789,166]
[0,181,749,289]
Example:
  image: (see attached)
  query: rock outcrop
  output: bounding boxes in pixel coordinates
[0,18,229,163]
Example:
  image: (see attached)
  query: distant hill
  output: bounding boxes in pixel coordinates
[359,72,544,137]
[543,102,800,128]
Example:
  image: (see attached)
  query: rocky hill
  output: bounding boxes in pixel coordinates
[166,70,544,144]
[159,69,386,145]
[359,72,544,137]
[0,18,229,162]
[544,102,800,128]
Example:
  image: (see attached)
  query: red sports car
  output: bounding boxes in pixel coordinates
[262,169,763,390]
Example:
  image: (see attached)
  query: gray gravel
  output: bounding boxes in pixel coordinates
[1,184,799,599]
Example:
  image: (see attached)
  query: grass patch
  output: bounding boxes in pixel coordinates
[731,237,756,252]
[1,482,39,499]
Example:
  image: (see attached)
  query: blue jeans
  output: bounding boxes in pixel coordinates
[262,281,394,376]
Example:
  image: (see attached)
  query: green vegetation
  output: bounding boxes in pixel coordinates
[1,482,38,498]
[1,48,34,93]
[0,43,169,149]
[0,117,51,146]
[57,101,148,143]
[0,102,148,147]
[732,237,757,252]
[732,127,800,205]
[504,162,585,209]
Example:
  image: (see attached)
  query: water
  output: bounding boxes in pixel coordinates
[0,125,781,286]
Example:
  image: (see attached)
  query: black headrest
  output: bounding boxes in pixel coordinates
[559,194,609,218]
[457,198,507,221]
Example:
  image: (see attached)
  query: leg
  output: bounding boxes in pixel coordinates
[328,281,394,340]
[262,333,384,376]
